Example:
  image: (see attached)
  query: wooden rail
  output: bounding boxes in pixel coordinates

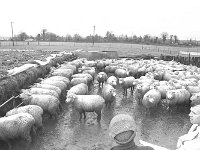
[0,95,21,109]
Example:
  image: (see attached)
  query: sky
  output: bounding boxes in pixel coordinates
[0,0,200,40]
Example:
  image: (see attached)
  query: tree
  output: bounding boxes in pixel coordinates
[45,32,57,41]
[41,29,47,41]
[153,37,158,43]
[17,32,29,41]
[95,34,104,42]
[161,32,168,43]
[174,35,179,44]
[105,31,116,42]
[73,34,82,42]
[86,35,93,42]
[137,36,142,42]
[170,35,173,44]
[143,34,151,44]
[65,34,73,42]
[57,36,65,42]
[35,34,41,41]
[118,34,126,42]
[132,35,138,43]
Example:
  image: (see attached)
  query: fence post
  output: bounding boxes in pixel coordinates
[189,53,191,65]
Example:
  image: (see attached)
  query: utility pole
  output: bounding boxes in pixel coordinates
[92,25,95,46]
[10,22,14,46]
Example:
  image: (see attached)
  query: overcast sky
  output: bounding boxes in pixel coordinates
[1,0,200,40]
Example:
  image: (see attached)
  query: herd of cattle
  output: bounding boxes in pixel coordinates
[1,51,200,150]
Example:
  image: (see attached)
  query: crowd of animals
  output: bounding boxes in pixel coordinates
[0,51,77,150]
[1,51,200,150]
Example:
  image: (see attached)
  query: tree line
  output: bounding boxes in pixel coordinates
[12,29,199,47]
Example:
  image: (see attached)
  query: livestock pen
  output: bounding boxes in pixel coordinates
[0,44,198,150]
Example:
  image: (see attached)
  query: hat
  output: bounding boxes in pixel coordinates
[109,114,136,139]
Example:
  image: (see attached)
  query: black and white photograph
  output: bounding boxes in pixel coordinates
[0,0,200,150]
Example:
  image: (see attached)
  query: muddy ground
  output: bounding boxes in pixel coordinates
[31,77,191,150]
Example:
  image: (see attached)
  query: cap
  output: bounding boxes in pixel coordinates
[109,114,136,139]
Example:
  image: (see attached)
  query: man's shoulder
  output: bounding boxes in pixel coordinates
[135,146,155,150]
[110,145,155,150]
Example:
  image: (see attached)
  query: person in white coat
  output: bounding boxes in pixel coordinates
[177,105,200,150]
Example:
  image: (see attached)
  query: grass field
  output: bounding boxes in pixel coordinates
[1,41,200,55]
[0,42,200,72]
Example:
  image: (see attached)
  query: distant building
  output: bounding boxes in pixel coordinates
[25,38,35,42]
[0,36,10,41]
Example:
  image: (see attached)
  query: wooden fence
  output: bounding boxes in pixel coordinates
[0,41,200,56]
